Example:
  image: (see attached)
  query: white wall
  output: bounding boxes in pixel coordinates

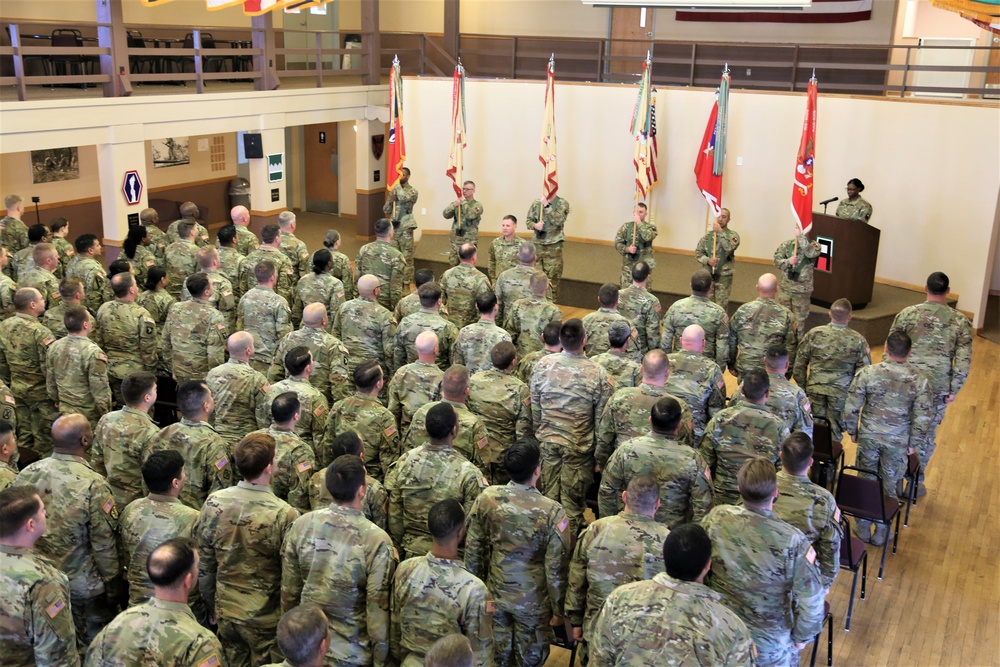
[402,77,999,326]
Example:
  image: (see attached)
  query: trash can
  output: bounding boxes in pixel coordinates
[229,177,251,210]
[343,34,362,70]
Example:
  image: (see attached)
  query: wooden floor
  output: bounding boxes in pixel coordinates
[547,306,1000,667]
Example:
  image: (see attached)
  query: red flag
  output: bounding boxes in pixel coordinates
[387,57,406,191]
[538,57,558,201]
[694,98,723,216]
[791,78,818,235]
[445,63,467,199]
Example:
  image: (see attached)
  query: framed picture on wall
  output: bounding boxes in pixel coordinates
[151,137,190,169]
[30,147,79,184]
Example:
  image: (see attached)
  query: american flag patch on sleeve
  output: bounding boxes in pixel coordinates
[102,496,115,515]
[477,437,488,450]
[46,599,65,618]
[215,457,228,470]
[297,461,312,473]
[557,516,569,533]
[197,655,221,667]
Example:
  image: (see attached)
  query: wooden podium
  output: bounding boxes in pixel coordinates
[810,212,880,309]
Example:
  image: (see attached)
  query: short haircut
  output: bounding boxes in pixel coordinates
[235,432,276,479]
[261,223,280,244]
[517,242,536,264]
[830,298,852,323]
[185,272,211,298]
[277,210,296,228]
[504,439,540,484]
[107,259,132,281]
[529,271,548,296]
[663,523,713,582]
[427,498,465,541]
[374,218,392,236]
[353,360,383,391]
[0,420,13,445]
[276,604,330,667]
[607,322,631,349]
[59,276,84,300]
[254,260,276,284]
[502,214,517,226]
[625,474,660,514]
[177,381,211,417]
[742,369,770,402]
[781,432,814,474]
[418,282,442,307]
[49,216,69,233]
[28,224,48,243]
[179,202,199,218]
[217,224,237,247]
[178,221,195,240]
[426,634,474,667]
[631,261,650,283]
[13,288,40,311]
[560,319,585,350]
[441,365,470,397]
[147,536,197,588]
[312,248,332,275]
[142,449,185,494]
[284,346,312,377]
[463,180,476,189]
[75,233,99,254]
[121,371,157,405]
[414,268,434,287]
[541,320,562,347]
[650,396,682,433]
[63,304,89,333]
[458,243,477,261]
[764,345,789,370]
[4,194,23,209]
[33,243,57,265]
[475,291,497,314]
[426,402,457,439]
[926,271,949,295]
[145,266,167,291]
[491,340,516,370]
[111,272,136,299]
[330,431,364,459]
[325,454,367,502]
[196,247,219,270]
[738,457,778,504]
[886,330,912,357]
[0,485,42,538]
[598,283,619,307]
[690,269,713,295]
[271,391,301,423]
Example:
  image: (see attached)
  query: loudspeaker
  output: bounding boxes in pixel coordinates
[243,133,263,159]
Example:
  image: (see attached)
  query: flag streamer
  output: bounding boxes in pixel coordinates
[694,69,730,217]
[631,53,655,199]
[539,55,559,202]
[445,62,467,199]
[387,55,406,192]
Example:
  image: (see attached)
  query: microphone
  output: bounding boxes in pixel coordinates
[819,196,839,206]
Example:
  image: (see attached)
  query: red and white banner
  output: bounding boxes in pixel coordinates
[678,0,872,23]
[539,57,559,202]
[791,78,818,235]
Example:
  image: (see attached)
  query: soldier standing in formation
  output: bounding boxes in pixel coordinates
[488,215,521,284]
[773,228,822,334]
[394,282,458,373]
[694,207,740,310]
[324,361,399,477]
[443,181,485,266]
[453,292,512,376]
[590,321,642,390]
[277,211,311,286]
[664,324,727,442]
[238,261,293,374]
[384,166,419,285]
[495,242,541,326]
[161,273,227,383]
[440,243,492,330]
[728,273,797,381]
[525,193,571,303]
[388,330,444,438]
[505,271,560,359]
[617,261,661,356]
[662,269,730,371]
[614,203,658,289]
[357,218,406,311]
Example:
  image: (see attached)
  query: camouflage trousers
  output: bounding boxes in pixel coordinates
[750,630,801,667]
[710,273,734,311]
[777,288,811,335]
[72,592,117,652]
[16,397,58,457]
[809,392,847,437]
[535,243,564,304]
[391,230,415,284]
[57,402,103,432]
[218,617,279,667]
[918,393,949,483]
[539,443,593,537]
[493,608,554,667]
[856,436,908,501]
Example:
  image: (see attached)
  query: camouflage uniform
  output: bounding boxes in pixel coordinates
[237,286,292,373]
[661,294,730,370]
[226,224,260,257]
[488,236,521,284]
[402,399,489,471]
[665,349,727,441]
[526,197,571,302]
[11,245,37,282]
[205,358,271,449]
[774,470,842,589]
[599,432,713,527]
[387,360,443,438]
[614,219,657,288]
[195,481,299,667]
[147,419,235,509]
[591,350,642,389]
[495,264,540,327]
[391,554,493,667]
[835,197,873,222]
[324,391,398,476]
[66,256,108,316]
[440,263,492,330]
[333,296,397,377]
[0,378,16,433]
[504,295,561,359]
[699,404,789,506]
[0,271,16,320]
[124,245,158,287]
[14,453,120,648]
[307,471,390,532]
[889,301,973,477]
[240,246,296,304]
[0,215,30,259]
[94,300,158,405]
[52,236,77,275]
[384,441,488,558]
[181,270,237,332]
[165,218,210,247]
[590,572,755,667]
[453,320,512,376]
[145,226,167,264]
[730,371,814,438]
[530,351,614,536]
[38,303,71,340]
[618,285,661,354]
[45,335,112,427]
[566,511,670,653]
[90,407,159,507]
[393,308,458,373]
[515,348,554,385]
[136,289,175,372]
[385,183,419,284]
[393,291,422,322]
[0,458,16,491]
[278,231,311,285]
[695,227,740,308]
[792,322,871,435]
[265,377,328,457]
[161,299,228,382]
[582,308,640,363]
[443,198,485,265]
[218,246,246,300]
[281,503,397,666]
[328,249,357,301]
[703,503,826,667]
[18,266,62,310]
[595,383,696,469]
[357,239,406,311]
[0,312,58,455]
[728,297,798,380]
[163,239,199,300]
[467,369,533,485]
[773,234,821,333]
[255,425,315,513]
[291,272,345,329]
[0,544,80,667]
[465,481,568,666]
[268,326,352,405]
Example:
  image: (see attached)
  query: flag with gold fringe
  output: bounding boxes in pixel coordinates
[387,55,407,192]
[445,61,467,199]
[539,55,559,201]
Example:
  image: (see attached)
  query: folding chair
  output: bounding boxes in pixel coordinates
[901,452,921,527]
[810,417,844,490]
[809,600,833,667]
[550,619,578,667]
[835,466,901,580]
[839,516,867,631]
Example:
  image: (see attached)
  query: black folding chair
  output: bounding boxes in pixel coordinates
[810,417,844,490]
[839,516,867,631]
[809,600,833,667]
[835,465,901,580]
[901,452,921,527]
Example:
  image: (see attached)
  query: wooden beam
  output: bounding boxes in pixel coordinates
[443,0,460,62]
[95,0,130,97]
[252,13,280,91]
[361,0,380,85]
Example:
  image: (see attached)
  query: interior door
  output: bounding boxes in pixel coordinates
[609,7,654,79]
[304,122,339,214]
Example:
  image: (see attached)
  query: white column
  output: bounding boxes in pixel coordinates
[96,123,146,261]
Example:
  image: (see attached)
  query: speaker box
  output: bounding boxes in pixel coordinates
[243,133,263,159]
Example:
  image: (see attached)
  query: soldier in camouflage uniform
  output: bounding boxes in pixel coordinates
[265,346,329,457]
[321,229,357,301]
[774,230,821,334]
[238,260,293,373]
[590,321,642,389]
[18,243,62,310]
[180,247,237,332]
[384,402,488,559]
[95,273,158,406]
[694,208,741,309]
[454,292,512,376]
[590,522,755,666]
[393,281,458,373]
[774,432,842,590]
[137,209,167,264]
[216,224,248,300]
[240,224,297,304]
[488,215,521,284]
[277,211,312,285]
[147,381,236,509]
[392,498,494,666]
[0,247,16,320]
[205,332,271,450]
[567,475,670,663]
[702,457,826,667]
[66,235,108,316]
[334,275,397,378]
[49,217,78,278]
[699,369,790,506]
[526,194,571,303]
[136,269,174,373]
[292,248,346,329]
[270,303,352,405]
[662,269,730,371]
[10,223,49,282]
[443,180,485,266]
[728,273,798,380]
[0,420,17,491]
[39,276,85,340]
[388,330,444,437]
[467,342,533,485]
[86,537,222,666]
[282,453,397,666]
[730,345,813,438]
[0,288,59,456]
[618,261,661,355]
[194,433,300,667]
[495,242,545,327]
[161,273,228,382]
[249,392,316,514]
[45,306,111,426]
[357,218,406,311]
[164,202,210,247]
[888,272,972,492]
[226,205,260,257]
[582,284,641,362]
[504,270,561,359]
[440,243,493,330]
[530,319,614,536]
[0,484,81,666]
[395,268,433,322]
[1,194,30,266]
[599,397,712,527]
[514,320,561,384]
[843,331,933,544]
[307,431,390,530]
[385,166,419,284]
[120,225,158,287]
[792,298,871,436]
[615,203,658,289]
[665,324,727,441]
[163,221,200,300]
[323,361,398,477]
[14,415,121,649]
[835,178,873,222]
[465,440,567,667]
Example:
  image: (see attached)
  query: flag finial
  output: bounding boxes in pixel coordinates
[811,68,816,80]
[723,63,730,75]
